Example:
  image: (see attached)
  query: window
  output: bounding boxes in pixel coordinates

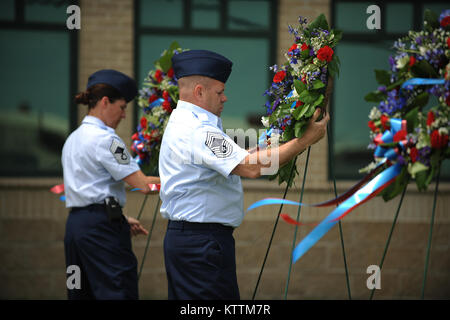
[331,0,450,180]
[135,0,277,134]
[0,0,78,176]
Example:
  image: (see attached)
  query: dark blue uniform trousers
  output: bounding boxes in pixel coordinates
[164,220,240,300]
[64,205,139,300]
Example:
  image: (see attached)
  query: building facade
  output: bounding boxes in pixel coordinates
[0,0,449,299]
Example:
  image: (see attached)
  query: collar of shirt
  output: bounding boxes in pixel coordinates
[177,100,224,131]
[81,115,115,133]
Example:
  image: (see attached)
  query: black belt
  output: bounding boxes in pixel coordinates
[168,220,234,232]
[70,203,105,213]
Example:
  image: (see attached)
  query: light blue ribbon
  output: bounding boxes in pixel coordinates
[286,89,297,108]
[401,78,445,89]
[149,98,164,108]
[247,198,309,211]
[291,162,402,262]
[258,128,273,147]
[374,118,404,160]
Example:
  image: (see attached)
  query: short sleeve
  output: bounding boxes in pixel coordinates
[96,135,140,181]
[192,125,249,178]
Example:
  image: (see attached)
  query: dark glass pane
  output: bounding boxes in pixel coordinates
[228,0,269,31]
[335,2,375,33]
[0,30,70,176]
[25,0,69,24]
[386,3,413,34]
[192,0,220,30]
[140,0,183,28]
[332,41,392,179]
[0,0,15,21]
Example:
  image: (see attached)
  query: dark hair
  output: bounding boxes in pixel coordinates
[74,83,123,109]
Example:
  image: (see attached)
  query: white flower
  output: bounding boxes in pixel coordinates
[438,127,449,136]
[369,107,381,120]
[270,131,281,146]
[359,161,377,173]
[261,116,270,128]
[419,46,427,56]
[396,55,410,69]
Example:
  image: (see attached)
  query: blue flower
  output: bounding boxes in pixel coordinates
[298,16,307,25]
[388,56,396,72]
[288,25,298,35]
[377,89,406,115]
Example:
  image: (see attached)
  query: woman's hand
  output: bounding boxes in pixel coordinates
[127,216,149,237]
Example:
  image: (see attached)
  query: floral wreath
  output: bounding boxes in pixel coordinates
[131,42,185,175]
[362,9,450,201]
[260,14,342,185]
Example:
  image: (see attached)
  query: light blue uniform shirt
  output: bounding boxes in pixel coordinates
[62,115,140,208]
[159,100,249,228]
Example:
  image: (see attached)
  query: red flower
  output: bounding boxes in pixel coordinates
[131,132,139,141]
[162,90,169,101]
[301,75,307,84]
[393,129,407,142]
[148,94,158,103]
[368,120,377,132]
[162,100,172,113]
[155,69,163,83]
[167,68,174,78]
[409,147,418,163]
[447,37,450,49]
[140,116,147,129]
[426,111,435,127]
[380,115,390,130]
[441,16,450,28]
[409,56,416,67]
[301,43,309,51]
[430,130,439,148]
[295,101,304,108]
[273,70,286,83]
[317,46,334,62]
[430,130,449,149]
[446,94,450,106]
[289,43,298,52]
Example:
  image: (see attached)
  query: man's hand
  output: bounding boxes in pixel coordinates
[301,107,330,147]
[127,216,149,237]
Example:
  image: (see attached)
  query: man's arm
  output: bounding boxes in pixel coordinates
[232,109,329,179]
[123,170,160,194]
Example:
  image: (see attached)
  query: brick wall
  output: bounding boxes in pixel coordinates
[77,0,135,147]
[0,0,449,300]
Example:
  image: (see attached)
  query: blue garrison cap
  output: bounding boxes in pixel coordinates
[87,69,138,102]
[172,50,233,83]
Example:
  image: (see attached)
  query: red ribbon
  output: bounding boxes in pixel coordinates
[149,183,161,191]
[50,184,64,194]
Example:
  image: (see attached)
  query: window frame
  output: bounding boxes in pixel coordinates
[133,0,279,132]
[0,0,79,177]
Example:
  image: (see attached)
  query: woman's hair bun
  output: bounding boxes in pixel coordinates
[74,91,90,105]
